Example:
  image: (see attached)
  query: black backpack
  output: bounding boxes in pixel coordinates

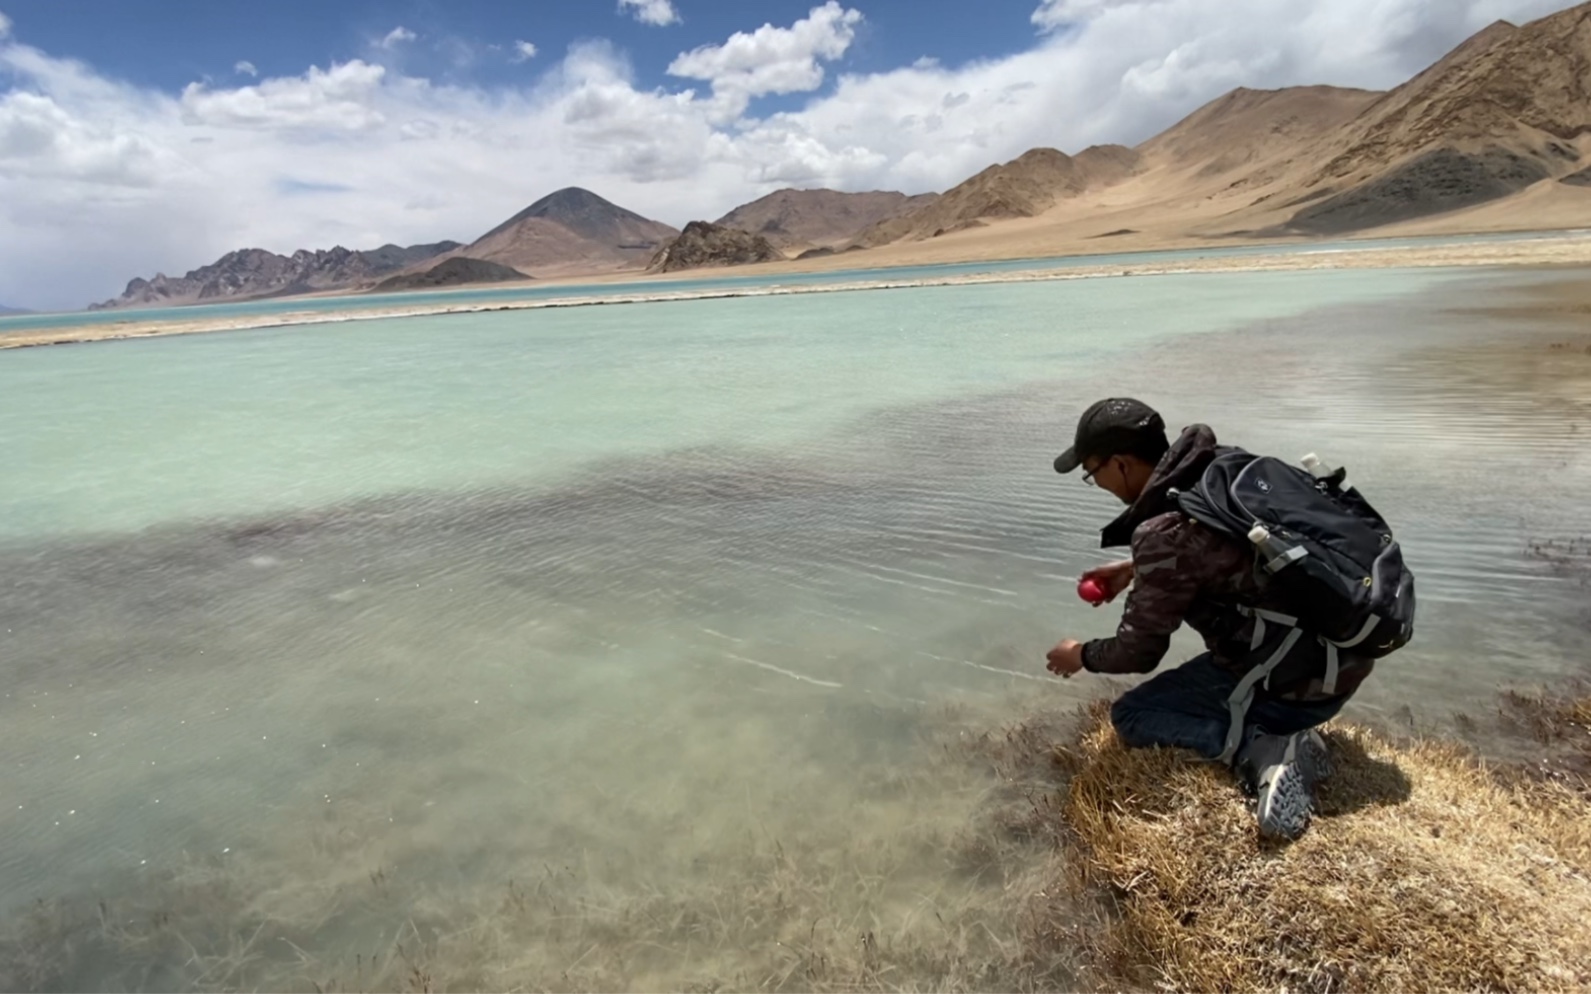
[1176,448,1416,659]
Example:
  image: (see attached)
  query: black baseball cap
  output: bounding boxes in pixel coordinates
[1054,398,1167,474]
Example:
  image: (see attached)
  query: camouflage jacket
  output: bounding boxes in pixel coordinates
[1079,425,1373,702]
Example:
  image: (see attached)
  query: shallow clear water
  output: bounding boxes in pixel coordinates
[0,270,1446,542]
[0,266,1588,989]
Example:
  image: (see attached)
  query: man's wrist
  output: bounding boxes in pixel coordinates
[1080,639,1104,672]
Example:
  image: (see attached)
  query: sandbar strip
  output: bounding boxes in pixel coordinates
[6,236,1591,351]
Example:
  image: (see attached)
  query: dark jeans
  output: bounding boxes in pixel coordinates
[1109,652,1350,761]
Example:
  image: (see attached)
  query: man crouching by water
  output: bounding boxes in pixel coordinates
[1043,398,1371,840]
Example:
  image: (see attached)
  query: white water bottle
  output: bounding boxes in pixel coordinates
[1249,524,1295,573]
[1302,452,1352,492]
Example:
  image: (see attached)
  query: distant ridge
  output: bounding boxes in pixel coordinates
[91,241,461,310]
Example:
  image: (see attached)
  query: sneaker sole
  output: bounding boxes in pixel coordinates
[1255,758,1312,840]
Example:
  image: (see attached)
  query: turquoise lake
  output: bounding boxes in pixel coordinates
[0,226,1581,335]
[0,266,1587,990]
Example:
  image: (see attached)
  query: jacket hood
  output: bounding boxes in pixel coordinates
[1100,424,1220,548]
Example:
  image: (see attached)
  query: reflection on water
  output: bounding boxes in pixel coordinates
[0,268,1588,989]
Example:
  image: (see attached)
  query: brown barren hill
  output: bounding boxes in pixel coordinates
[646,221,785,273]
[714,189,939,251]
[450,187,679,277]
[854,145,1140,246]
[370,257,528,293]
[1136,85,1384,180]
[1282,6,1591,232]
[822,5,1591,264]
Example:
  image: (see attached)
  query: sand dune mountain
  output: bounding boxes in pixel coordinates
[854,145,1141,247]
[1135,85,1382,180]
[1319,18,1586,225]
[1157,5,1591,236]
[1266,7,1591,233]
[836,2,1591,263]
[1307,20,1541,182]
[713,189,939,251]
[447,187,679,278]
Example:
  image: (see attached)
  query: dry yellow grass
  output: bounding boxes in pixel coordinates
[1054,699,1591,993]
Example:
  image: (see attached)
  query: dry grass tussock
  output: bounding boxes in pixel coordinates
[1057,698,1591,993]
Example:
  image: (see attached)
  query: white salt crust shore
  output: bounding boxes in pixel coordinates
[6,235,1591,350]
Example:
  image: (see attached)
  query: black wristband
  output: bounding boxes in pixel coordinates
[1080,639,1105,673]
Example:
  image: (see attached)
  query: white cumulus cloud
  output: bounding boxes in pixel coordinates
[1032,0,1140,32]
[0,11,11,38]
[668,2,861,121]
[379,26,417,49]
[619,0,681,27]
[513,40,538,62]
[0,89,172,185]
[0,0,1581,310]
[234,60,258,77]
[180,61,388,130]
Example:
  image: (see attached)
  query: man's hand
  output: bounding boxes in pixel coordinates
[1046,639,1085,678]
[1081,559,1135,603]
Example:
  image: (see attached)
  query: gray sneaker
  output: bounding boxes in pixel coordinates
[1297,728,1333,782]
[1236,731,1315,840]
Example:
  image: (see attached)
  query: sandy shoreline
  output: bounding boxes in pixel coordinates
[6,234,1591,351]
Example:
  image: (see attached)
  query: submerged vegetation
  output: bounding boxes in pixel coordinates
[0,701,1084,994]
[3,684,1589,992]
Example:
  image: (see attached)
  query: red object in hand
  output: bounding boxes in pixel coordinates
[1077,577,1108,606]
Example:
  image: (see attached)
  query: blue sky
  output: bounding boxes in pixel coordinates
[0,0,1043,114]
[0,0,1578,310]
